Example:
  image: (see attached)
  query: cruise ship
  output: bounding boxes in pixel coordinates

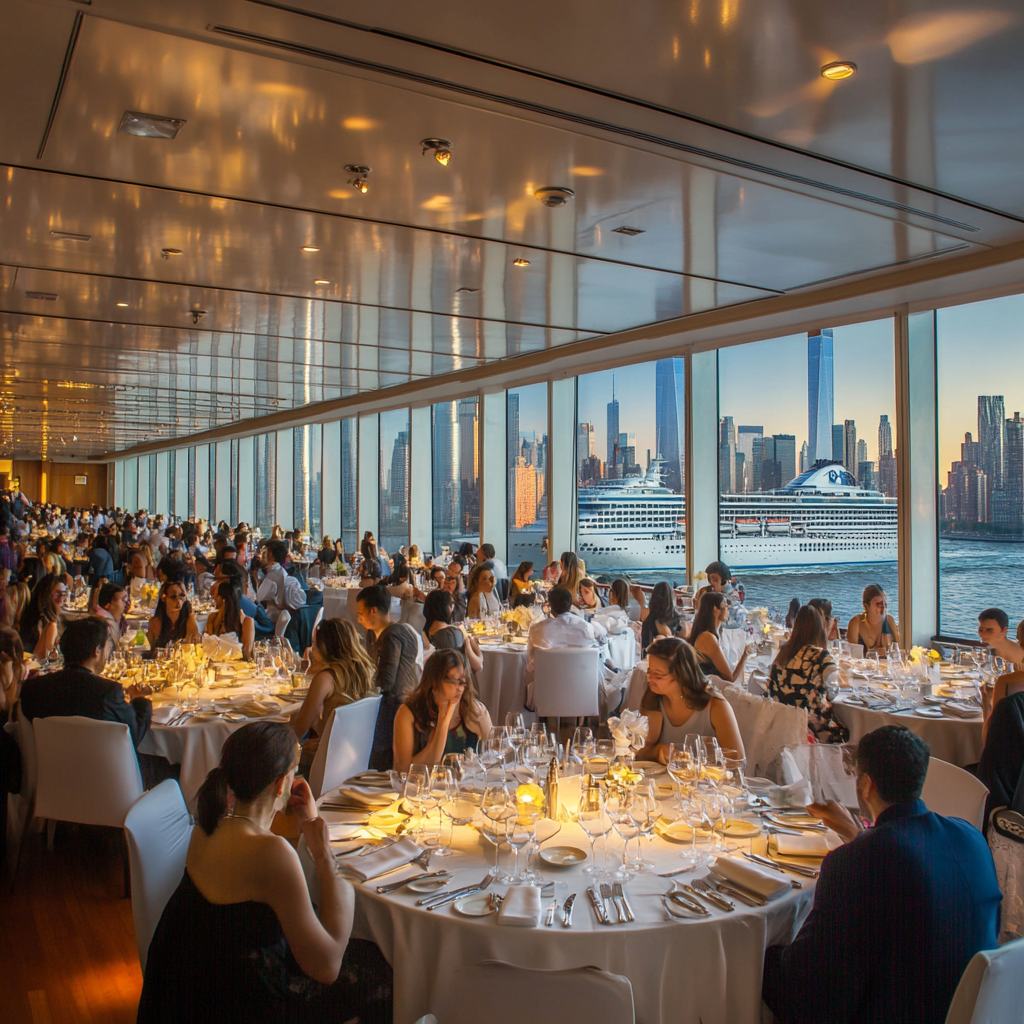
[571,460,897,572]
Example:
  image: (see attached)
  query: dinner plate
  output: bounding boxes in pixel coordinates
[914,707,945,718]
[453,894,496,917]
[633,760,667,776]
[366,809,407,828]
[715,819,761,838]
[539,846,588,867]
[407,876,451,893]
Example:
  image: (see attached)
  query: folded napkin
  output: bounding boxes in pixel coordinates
[769,831,842,858]
[943,702,982,718]
[713,856,792,900]
[151,705,180,725]
[323,785,398,809]
[498,884,542,927]
[202,633,244,662]
[340,838,422,881]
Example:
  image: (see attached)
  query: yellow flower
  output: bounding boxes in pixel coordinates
[515,783,545,820]
[928,649,941,662]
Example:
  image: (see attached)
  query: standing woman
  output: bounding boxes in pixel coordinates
[205,579,255,660]
[688,590,750,683]
[19,573,65,659]
[846,584,900,653]
[148,580,200,650]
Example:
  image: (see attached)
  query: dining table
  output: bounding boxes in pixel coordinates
[475,638,530,723]
[317,781,819,1024]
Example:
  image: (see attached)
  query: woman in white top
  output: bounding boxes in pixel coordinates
[204,579,255,660]
[466,563,501,618]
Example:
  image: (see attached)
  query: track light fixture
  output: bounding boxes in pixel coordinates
[421,138,453,166]
[346,164,371,193]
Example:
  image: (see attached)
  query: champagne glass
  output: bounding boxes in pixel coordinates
[578,786,611,876]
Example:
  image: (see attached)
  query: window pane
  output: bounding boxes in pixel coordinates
[341,418,358,553]
[292,424,323,538]
[938,295,1024,637]
[254,433,277,535]
[507,384,547,569]
[717,320,898,622]
[432,398,480,556]
[576,359,685,581]
[380,409,410,556]
[230,438,239,526]
[168,450,176,517]
[125,458,138,512]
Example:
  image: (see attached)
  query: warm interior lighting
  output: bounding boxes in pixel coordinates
[571,166,604,177]
[821,60,857,80]
[421,138,453,166]
[513,258,530,267]
[118,111,186,139]
[343,116,377,130]
[346,164,371,194]
[301,245,320,252]
[353,178,369,194]
[116,302,129,307]
[314,279,330,285]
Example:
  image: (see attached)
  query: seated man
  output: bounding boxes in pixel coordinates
[357,584,421,770]
[763,725,1001,1024]
[978,606,1024,666]
[526,586,607,674]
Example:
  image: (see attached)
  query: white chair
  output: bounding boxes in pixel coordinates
[411,1017,438,1024]
[436,960,634,1024]
[718,682,810,781]
[944,937,1024,1024]
[312,604,324,631]
[124,780,192,972]
[921,757,989,831]
[308,694,383,799]
[532,647,600,719]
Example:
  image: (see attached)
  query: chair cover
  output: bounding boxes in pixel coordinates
[718,682,810,780]
[308,695,383,799]
[436,960,634,1024]
[921,757,989,831]
[944,937,1024,1024]
[532,648,600,718]
[124,780,192,971]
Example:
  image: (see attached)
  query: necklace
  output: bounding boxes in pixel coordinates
[229,811,269,831]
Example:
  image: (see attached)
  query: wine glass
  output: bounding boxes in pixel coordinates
[630,780,660,871]
[439,785,476,858]
[440,752,464,784]
[578,785,611,876]
[524,740,548,783]
[426,767,453,853]
[507,813,537,883]
[404,764,431,842]
[570,725,595,763]
[606,789,640,880]
[481,777,513,882]
[666,742,697,808]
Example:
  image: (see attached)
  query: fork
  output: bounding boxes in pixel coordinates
[691,876,735,910]
[601,882,627,924]
[418,872,494,910]
[612,882,635,922]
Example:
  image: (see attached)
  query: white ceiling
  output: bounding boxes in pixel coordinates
[0,0,1020,458]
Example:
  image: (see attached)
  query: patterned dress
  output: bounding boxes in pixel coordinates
[768,645,849,744]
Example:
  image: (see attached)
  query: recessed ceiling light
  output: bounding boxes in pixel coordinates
[314,279,330,285]
[570,166,604,177]
[534,186,575,208]
[25,290,58,301]
[346,164,371,193]
[116,302,129,307]
[612,225,645,236]
[161,247,182,259]
[343,117,377,130]
[118,111,187,139]
[821,60,857,80]
[301,245,320,252]
[50,230,91,242]
[421,138,453,166]
[513,258,530,267]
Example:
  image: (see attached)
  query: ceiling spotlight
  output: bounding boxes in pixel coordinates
[301,245,320,252]
[72,434,77,441]
[161,247,182,259]
[421,138,453,166]
[190,309,207,324]
[346,164,371,193]
[821,60,857,80]
[534,186,575,208]
[116,301,129,307]
[314,279,330,285]
[118,110,187,139]
[513,258,530,267]
[50,230,91,242]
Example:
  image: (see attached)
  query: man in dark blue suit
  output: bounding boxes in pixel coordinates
[763,725,1001,1024]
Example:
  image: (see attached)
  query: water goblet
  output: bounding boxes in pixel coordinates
[578,786,611,876]
[481,779,514,882]
[507,813,538,883]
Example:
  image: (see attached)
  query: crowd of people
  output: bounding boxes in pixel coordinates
[3,492,1023,1024]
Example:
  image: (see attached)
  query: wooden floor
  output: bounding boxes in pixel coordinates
[2,824,142,1024]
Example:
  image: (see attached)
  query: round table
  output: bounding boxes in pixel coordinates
[325,814,813,1024]
[139,677,302,805]
[476,643,529,723]
[832,694,983,766]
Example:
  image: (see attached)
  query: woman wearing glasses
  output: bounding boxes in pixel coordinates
[148,580,201,650]
[18,573,66,659]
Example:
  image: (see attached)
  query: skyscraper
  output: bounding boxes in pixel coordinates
[1003,412,1024,530]
[799,441,809,474]
[877,414,897,496]
[655,357,685,493]
[832,424,845,467]
[878,414,893,458]
[432,401,460,545]
[606,379,619,473]
[737,426,762,493]
[389,429,410,524]
[457,397,479,532]
[719,417,736,493]
[772,434,797,486]
[978,396,1006,510]
[577,421,595,479]
[808,328,834,464]
[843,420,858,477]
[856,438,867,466]
[507,393,520,530]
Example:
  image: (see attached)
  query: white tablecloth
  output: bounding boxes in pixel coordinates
[476,645,529,722]
[832,696,984,766]
[139,682,301,804]
[335,818,813,1024]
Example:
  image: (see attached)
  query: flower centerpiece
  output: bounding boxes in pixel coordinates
[906,645,941,680]
[606,709,649,760]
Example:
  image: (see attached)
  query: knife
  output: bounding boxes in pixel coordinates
[587,886,612,925]
[375,871,451,894]
[422,885,487,911]
[682,883,733,912]
[561,893,577,928]
[745,852,819,878]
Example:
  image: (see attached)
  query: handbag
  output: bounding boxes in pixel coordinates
[990,755,1024,843]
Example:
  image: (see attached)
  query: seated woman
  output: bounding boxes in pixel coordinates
[130,543,158,581]
[609,578,645,623]
[93,582,129,651]
[785,597,801,629]
[640,581,683,655]
[578,578,604,615]
[316,536,336,567]
[421,589,483,674]
[205,580,255,661]
[6,580,29,632]
[557,551,583,600]
[637,637,744,764]
[807,597,840,642]
[687,590,750,683]
[137,722,362,1024]
[19,573,65,659]
[508,561,534,602]
[148,580,201,650]
[768,605,848,743]
[846,584,900,653]
[466,563,501,618]
[393,649,492,772]
[385,561,425,603]
[291,619,376,768]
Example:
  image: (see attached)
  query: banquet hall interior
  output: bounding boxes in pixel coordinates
[3,0,1024,1022]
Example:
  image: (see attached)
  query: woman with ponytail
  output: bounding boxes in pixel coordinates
[138,721,375,1023]
[636,637,744,765]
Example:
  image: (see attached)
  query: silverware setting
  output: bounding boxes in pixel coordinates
[679,881,734,912]
[544,898,559,927]
[663,891,709,917]
[587,886,612,925]
[602,882,628,924]
[418,872,494,910]
[704,873,768,907]
[561,893,577,927]
[375,871,451,894]
[763,815,828,833]
[745,852,819,879]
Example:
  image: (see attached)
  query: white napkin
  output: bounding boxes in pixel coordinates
[151,705,180,725]
[323,785,398,809]
[943,702,982,718]
[498,884,542,927]
[202,633,244,662]
[341,838,422,881]
[713,856,792,900]
[769,832,842,858]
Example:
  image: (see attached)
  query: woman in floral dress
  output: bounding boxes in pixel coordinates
[768,605,849,743]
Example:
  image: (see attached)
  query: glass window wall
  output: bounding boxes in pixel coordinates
[576,360,685,584]
[294,423,323,539]
[507,384,548,570]
[937,294,1024,638]
[254,433,277,535]
[432,398,480,558]
[380,409,410,557]
[717,319,898,624]
[341,417,358,554]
